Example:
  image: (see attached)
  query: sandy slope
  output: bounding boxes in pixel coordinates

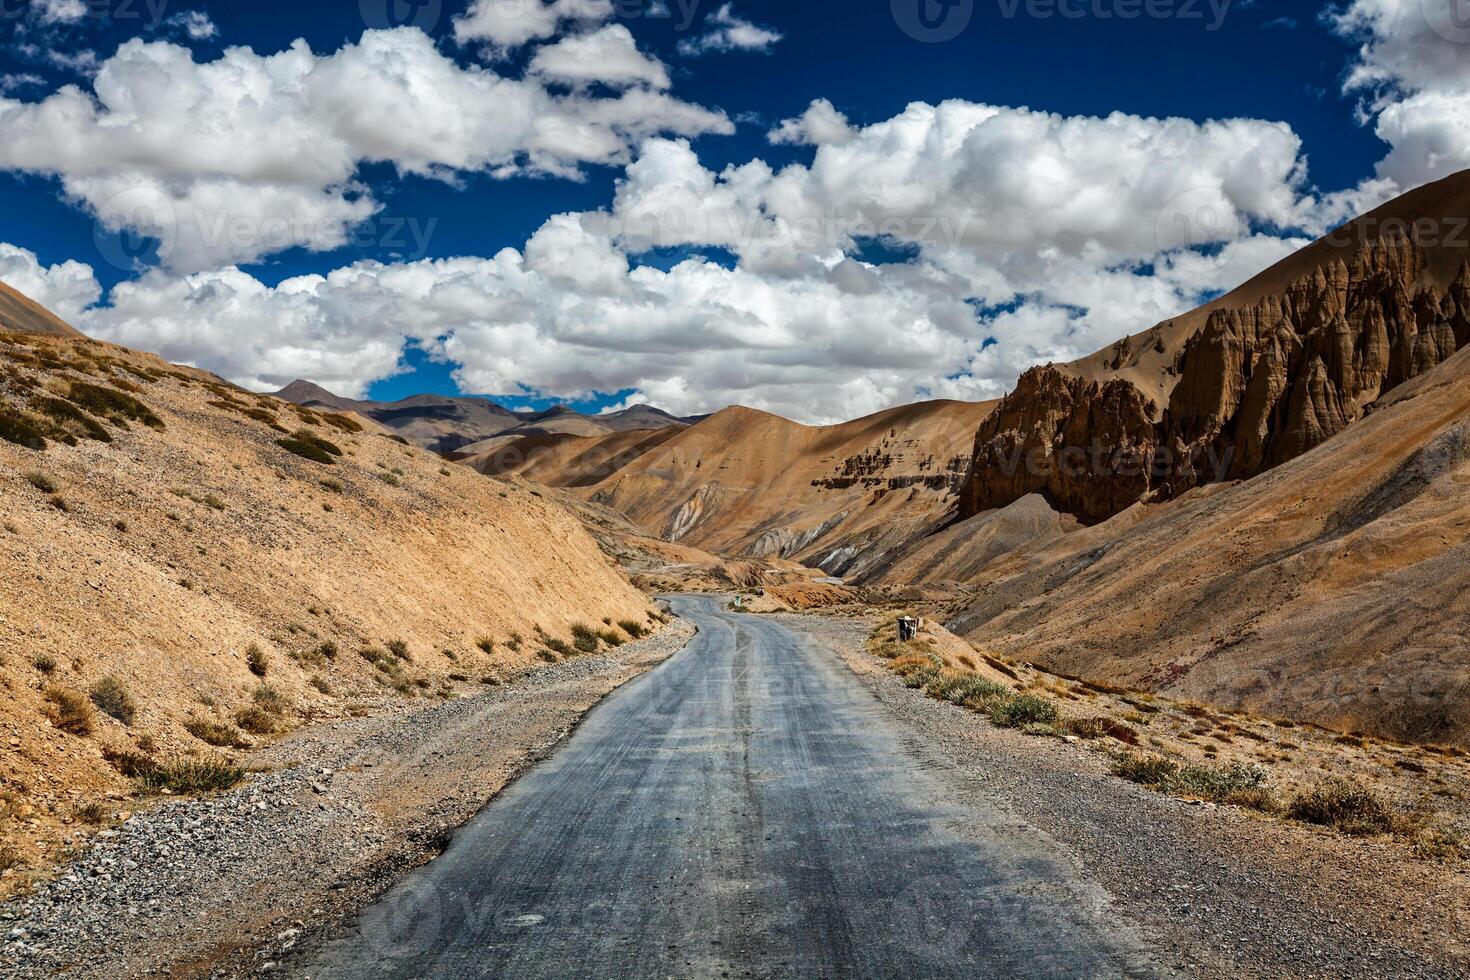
[0,329,655,881]
[0,283,81,338]
[948,345,1470,745]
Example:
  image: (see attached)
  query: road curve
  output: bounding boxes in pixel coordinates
[296,597,1162,979]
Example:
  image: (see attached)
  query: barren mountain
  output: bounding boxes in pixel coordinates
[0,318,657,875]
[498,400,995,579]
[277,381,697,457]
[961,168,1470,524]
[0,282,82,338]
[946,343,1470,746]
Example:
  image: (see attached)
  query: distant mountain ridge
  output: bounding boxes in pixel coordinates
[274,379,701,455]
[0,280,83,338]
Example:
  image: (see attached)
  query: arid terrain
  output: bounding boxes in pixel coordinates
[0,327,660,893]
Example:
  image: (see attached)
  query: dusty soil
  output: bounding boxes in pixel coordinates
[783,611,1470,979]
[0,618,694,979]
[0,331,655,887]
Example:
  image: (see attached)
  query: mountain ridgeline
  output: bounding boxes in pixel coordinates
[961,172,1470,524]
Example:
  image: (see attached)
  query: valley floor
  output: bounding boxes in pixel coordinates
[4,604,1467,979]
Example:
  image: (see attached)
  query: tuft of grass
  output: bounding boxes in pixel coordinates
[47,495,70,513]
[928,674,1011,707]
[276,438,336,465]
[1112,753,1180,786]
[31,396,112,442]
[71,801,110,825]
[251,683,290,715]
[31,653,57,674]
[1287,781,1398,836]
[1064,716,1141,745]
[0,846,23,875]
[569,624,601,654]
[476,636,495,655]
[0,406,49,450]
[24,471,58,493]
[134,756,244,795]
[320,478,344,493]
[537,648,561,663]
[67,381,164,429]
[987,694,1059,729]
[386,639,411,662]
[184,718,250,748]
[597,629,625,648]
[245,643,268,677]
[318,412,364,434]
[309,675,333,695]
[44,687,95,736]
[618,620,646,639]
[235,706,278,735]
[89,676,137,726]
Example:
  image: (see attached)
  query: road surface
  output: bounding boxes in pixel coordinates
[297,597,1161,979]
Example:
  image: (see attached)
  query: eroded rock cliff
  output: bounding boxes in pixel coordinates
[961,236,1470,523]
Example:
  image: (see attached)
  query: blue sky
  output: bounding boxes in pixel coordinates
[0,0,1461,419]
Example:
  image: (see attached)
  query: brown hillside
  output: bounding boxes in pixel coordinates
[0,331,655,873]
[947,344,1470,746]
[0,281,82,338]
[962,170,1470,524]
[538,399,994,578]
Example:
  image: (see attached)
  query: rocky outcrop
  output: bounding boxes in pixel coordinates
[961,236,1470,523]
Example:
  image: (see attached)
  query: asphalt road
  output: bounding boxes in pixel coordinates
[297,597,1162,979]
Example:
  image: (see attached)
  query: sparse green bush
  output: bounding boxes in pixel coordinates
[569,624,600,653]
[246,644,268,677]
[184,718,250,748]
[929,674,1010,706]
[988,694,1059,728]
[67,381,164,429]
[1111,753,1179,787]
[235,706,278,735]
[134,756,243,795]
[0,406,49,450]
[276,438,336,465]
[1170,762,1269,801]
[44,687,95,736]
[251,683,290,715]
[31,396,111,442]
[89,676,137,725]
[1287,781,1398,836]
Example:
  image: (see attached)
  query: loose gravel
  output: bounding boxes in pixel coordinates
[780,612,1470,980]
[0,619,693,979]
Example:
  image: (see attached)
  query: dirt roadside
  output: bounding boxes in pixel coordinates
[779,612,1470,980]
[0,619,694,980]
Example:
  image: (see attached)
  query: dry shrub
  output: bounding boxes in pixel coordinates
[44,687,95,736]
[185,718,250,748]
[1287,781,1398,836]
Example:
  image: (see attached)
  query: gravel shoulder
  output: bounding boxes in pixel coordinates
[776,612,1470,980]
[0,619,694,979]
